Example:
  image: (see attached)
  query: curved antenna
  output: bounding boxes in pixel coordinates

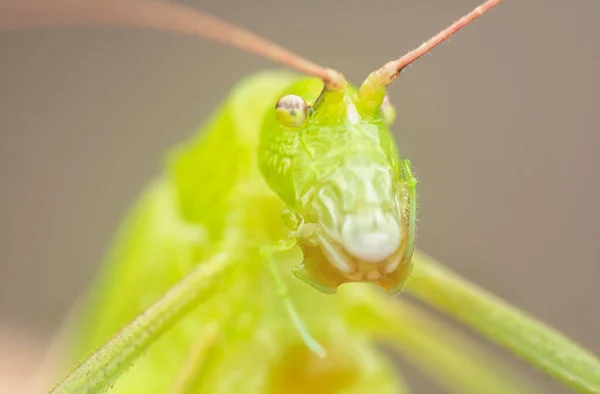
[0,0,346,90]
[358,0,503,112]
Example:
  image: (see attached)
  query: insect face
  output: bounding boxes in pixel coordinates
[259,79,413,294]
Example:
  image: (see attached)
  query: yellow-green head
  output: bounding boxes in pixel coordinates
[259,76,415,294]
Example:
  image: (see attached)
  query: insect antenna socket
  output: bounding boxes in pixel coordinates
[311,71,349,121]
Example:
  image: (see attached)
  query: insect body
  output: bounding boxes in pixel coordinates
[3,1,510,392]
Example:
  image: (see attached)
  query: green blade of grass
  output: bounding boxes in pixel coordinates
[407,252,600,393]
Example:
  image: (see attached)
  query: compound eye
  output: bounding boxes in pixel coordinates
[275,94,309,129]
[381,94,396,126]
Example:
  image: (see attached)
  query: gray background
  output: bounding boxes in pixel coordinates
[1,0,598,392]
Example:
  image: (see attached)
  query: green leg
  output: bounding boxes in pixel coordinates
[261,244,327,358]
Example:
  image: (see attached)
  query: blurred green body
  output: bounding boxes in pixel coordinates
[62,69,590,394]
[73,71,405,393]
[49,1,600,392]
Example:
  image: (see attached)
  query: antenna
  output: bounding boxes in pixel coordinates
[358,0,503,112]
[0,0,346,90]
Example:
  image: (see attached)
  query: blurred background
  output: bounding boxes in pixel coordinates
[1,0,598,392]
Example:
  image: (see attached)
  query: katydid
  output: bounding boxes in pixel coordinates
[8,1,600,394]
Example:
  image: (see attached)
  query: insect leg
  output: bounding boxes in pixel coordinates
[169,322,220,394]
[49,250,234,394]
[261,245,327,358]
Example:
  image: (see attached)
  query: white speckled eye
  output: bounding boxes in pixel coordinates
[275,94,308,129]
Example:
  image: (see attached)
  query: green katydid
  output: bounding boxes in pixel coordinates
[6,1,600,393]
